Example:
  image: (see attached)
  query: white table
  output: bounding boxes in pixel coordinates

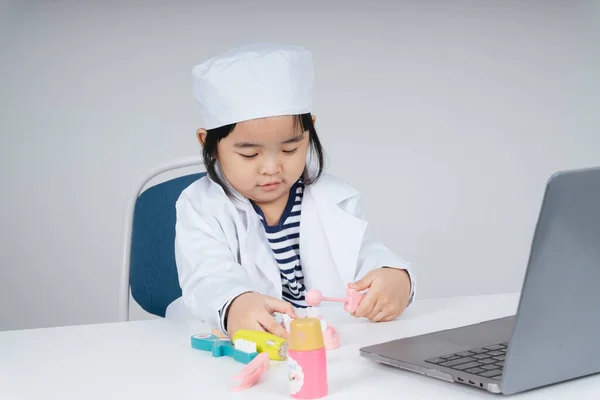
[2,293,599,399]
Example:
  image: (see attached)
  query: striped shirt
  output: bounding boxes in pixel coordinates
[252,180,308,309]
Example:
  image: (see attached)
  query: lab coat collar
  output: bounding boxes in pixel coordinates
[303,175,367,286]
[206,167,282,292]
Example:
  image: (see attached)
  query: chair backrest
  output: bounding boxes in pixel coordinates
[126,169,206,318]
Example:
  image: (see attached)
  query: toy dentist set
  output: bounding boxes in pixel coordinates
[190,288,364,398]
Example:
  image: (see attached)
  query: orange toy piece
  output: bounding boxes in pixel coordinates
[211,328,229,339]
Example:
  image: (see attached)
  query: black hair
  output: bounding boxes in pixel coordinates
[201,113,325,198]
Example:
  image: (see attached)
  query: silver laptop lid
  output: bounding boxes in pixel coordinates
[502,166,600,394]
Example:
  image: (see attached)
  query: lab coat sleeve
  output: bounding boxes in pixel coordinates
[218,289,255,334]
[174,191,254,329]
[343,194,416,307]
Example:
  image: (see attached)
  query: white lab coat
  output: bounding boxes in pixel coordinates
[166,173,415,329]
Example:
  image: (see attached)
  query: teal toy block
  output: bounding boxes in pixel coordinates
[191,333,258,364]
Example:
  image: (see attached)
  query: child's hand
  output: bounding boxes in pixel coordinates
[348,267,411,322]
[226,292,297,339]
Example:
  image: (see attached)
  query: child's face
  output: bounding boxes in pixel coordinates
[209,115,311,207]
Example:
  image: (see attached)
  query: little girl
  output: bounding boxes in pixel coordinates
[172,42,415,339]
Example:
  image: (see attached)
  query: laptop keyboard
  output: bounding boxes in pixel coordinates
[425,343,507,380]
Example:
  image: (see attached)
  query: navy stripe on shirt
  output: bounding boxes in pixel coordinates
[252,181,308,308]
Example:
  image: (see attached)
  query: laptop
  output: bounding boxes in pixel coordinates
[359,166,600,395]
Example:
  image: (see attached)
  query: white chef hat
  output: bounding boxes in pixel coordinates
[192,42,314,130]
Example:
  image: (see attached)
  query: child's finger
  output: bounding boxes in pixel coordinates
[265,297,298,319]
[349,269,377,291]
[258,313,290,339]
[352,290,377,318]
[371,308,393,322]
[281,301,298,319]
[249,320,266,332]
[381,314,397,322]
[366,300,383,321]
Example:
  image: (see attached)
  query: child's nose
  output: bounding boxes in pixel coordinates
[260,155,280,175]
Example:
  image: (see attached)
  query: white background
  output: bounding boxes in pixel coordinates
[1,0,599,331]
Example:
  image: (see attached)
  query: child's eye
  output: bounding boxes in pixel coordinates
[283,147,299,154]
[239,153,258,159]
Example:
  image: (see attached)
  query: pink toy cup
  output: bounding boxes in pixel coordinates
[287,318,328,399]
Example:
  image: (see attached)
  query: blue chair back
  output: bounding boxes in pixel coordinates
[129,172,206,317]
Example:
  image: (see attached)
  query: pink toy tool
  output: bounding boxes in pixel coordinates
[231,352,270,392]
[305,287,364,313]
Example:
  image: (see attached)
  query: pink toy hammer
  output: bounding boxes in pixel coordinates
[305,287,364,313]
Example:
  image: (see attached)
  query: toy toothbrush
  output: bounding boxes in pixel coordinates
[305,287,364,313]
[232,329,289,361]
[190,333,258,364]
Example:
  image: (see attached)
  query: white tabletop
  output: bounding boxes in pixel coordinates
[2,293,599,399]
